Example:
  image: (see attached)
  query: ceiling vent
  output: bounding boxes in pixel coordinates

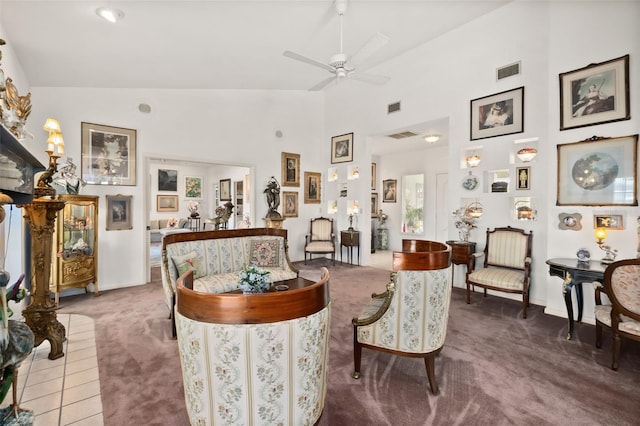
[387,131,419,139]
[496,61,521,81]
[387,101,401,114]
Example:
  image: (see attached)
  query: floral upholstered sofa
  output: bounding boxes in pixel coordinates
[161,227,299,336]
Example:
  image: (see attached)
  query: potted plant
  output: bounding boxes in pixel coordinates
[238,264,272,293]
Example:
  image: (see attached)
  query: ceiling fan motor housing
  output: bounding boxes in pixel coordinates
[329,53,349,69]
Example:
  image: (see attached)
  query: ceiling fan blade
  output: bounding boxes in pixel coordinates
[283,51,335,72]
[349,32,390,68]
[348,72,390,85]
[309,76,337,91]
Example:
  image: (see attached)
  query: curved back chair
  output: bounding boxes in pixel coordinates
[352,239,451,394]
[466,226,533,318]
[175,267,331,425]
[304,217,335,265]
[594,258,640,370]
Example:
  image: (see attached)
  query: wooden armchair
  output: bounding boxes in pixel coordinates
[466,226,533,318]
[304,216,335,265]
[351,239,451,394]
[595,258,640,370]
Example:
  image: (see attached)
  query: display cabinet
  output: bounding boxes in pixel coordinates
[50,194,99,305]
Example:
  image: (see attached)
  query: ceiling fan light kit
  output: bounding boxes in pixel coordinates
[283,0,390,91]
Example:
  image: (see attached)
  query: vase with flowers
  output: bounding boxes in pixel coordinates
[188,201,200,218]
[238,264,272,294]
[452,206,478,242]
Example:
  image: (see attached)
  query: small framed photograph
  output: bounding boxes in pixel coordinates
[106,194,132,231]
[559,54,630,131]
[158,169,177,191]
[185,176,203,199]
[331,132,354,164]
[304,171,321,204]
[157,194,178,212]
[470,87,524,141]
[371,193,379,217]
[219,178,231,201]
[81,122,137,185]
[556,134,638,206]
[281,152,300,187]
[283,191,298,217]
[382,179,397,203]
[371,162,377,190]
[594,214,623,230]
[516,166,531,190]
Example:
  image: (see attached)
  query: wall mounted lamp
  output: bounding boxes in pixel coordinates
[517,147,537,162]
[465,153,481,168]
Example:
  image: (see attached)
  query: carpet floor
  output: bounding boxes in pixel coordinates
[58,260,640,425]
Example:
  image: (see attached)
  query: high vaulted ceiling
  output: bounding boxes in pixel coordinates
[1,0,510,91]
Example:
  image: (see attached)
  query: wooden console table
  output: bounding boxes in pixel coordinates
[446,240,476,285]
[546,258,606,340]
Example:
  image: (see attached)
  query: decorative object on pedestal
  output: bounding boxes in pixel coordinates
[0,39,33,141]
[595,228,618,264]
[187,201,200,218]
[452,205,478,242]
[208,201,234,230]
[52,157,85,195]
[576,248,591,263]
[376,209,389,250]
[263,177,284,229]
[238,264,272,294]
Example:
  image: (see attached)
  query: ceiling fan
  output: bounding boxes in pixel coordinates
[283,0,390,91]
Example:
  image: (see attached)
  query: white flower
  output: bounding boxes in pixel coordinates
[238,264,272,293]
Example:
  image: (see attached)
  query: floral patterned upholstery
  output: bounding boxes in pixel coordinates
[175,268,331,426]
[594,259,640,370]
[352,239,451,394]
[466,227,533,318]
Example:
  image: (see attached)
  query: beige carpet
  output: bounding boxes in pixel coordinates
[58,260,640,425]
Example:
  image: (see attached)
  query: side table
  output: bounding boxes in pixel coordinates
[188,216,201,231]
[340,230,360,265]
[446,240,477,285]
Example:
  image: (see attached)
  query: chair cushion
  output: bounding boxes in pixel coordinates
[468,267,524,290]
[311,219,332,240]
[595,305,640,336]
[249,239,280,267]
[306,241,334,253]
[486,230,529,269]
[172,251,205,279]
[611,264,640,313]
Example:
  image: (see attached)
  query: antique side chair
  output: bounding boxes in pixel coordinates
[304,217,336,265]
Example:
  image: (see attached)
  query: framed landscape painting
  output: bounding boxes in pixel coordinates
[470,87,524,141]
[556,134,638,206]
[559,54,630,131]
[81,122,137,185]
[157,194,178,212]
[158,169,177,191]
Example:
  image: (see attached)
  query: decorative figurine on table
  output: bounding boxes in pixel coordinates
[263,177,281,219]
[0,271,35,425]
[452,206,478,242]
[52,157,85,195]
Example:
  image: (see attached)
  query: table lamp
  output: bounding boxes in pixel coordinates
[595,228,617,264]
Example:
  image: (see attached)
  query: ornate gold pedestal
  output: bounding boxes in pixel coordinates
[263,217,285,229]
[20,192,66,360]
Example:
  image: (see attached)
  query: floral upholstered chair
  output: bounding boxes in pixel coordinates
[465,226,533,318]
[595,258,640,370]
[304,217,335,265]
[175,267,331,425]
[352,240,451,394]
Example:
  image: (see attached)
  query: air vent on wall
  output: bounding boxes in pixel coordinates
[497,61,521,81]
[387,101,401,114]
[387,131,418,139]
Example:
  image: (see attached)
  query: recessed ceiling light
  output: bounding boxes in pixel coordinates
[96,7,125,23]
[423,134,440,143]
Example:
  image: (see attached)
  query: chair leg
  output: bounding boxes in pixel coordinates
[171,293,177,339]
[595,323,603,348]
[352,327,362,379]
[465,282,471,304]
[612,333,620,370]
[522,294,528,319]
[424,354,439,395]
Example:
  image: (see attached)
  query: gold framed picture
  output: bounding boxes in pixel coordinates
[157,194,178,212]
[281,152,300,187]
[283,191,298,217]
[304,171,321,204]
[516,166,530,190]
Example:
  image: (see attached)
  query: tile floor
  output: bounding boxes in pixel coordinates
[0,314,103,426]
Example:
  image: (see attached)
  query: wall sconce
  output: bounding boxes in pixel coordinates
[516,147,537,162]
[423,134,440,143]
[595,227,618,264]
[465,153,481,168]
[348,165,360,180]
[327,200,337,215]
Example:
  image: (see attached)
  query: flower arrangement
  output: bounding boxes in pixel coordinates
[187,201,199,217]
[452,206,478,242]
[238,264,272,293]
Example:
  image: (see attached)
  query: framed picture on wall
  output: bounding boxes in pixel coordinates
[559,54,630,131]
[106,194,132,230]
[81,122,137,185]
[515,166,530,190]
[331,132,354,164]
[594,214,623,230]
[283,191,298,217]
[185,176,203,199]
[219,178,232,201]
[158,169,177,191]
[371,193,379,217]
[470,87,524,141]
[556,134,638,206]
[304,172,321,204]
[371,162,377,190]
[382,179,397,203]
[281,152,300,187]
[157,194,178,212]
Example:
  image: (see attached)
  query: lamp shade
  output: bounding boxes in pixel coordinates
[517,147,537,162]
[595,228,607,241]
[465,154,481,168]
[43,118,61,133]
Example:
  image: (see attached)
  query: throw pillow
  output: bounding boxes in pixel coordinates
[249,239,280,268]
[172,251,205,279]
[167,217,178,228]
